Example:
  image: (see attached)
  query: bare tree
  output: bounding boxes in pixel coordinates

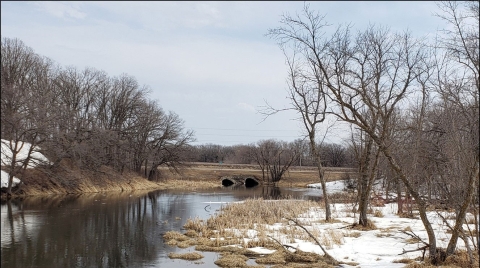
[349,127,381,226]
[433,0,479,258]
[265,4,336,220]
[266,4,455,261]
[1,38,56,195]
[146,111,195,181]
[1,37,197,189]
[251,139,302,185]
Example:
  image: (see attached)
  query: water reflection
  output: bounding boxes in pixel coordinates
[1,186,323,268]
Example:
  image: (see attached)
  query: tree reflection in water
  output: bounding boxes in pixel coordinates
[1,187,321,268]
[1,191,191,268]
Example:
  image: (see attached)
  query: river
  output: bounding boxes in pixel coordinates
[1,186,323,268]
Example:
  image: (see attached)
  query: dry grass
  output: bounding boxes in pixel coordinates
[373,209,384,217]
[163,198,342,267]
[350,220,377,231]
[393,258,415,263]
[168,251,204,260]
[443,250,479,268]
[270,263,334,268]
[255,250,287,265]
[403,250,479,268]
[159,162,355,187]
[10,161,355,198]
[344,231,362,238]
[213,252,250,268]
[320,229,344,249]
[184,229,198,238]
[206,198,317,228]
[163,231,190,242]
[405,237,422,244]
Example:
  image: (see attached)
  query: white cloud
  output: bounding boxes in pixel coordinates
[34,1,86,20]
[236,102,256,113]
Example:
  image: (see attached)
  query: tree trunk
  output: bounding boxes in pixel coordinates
[380,144,438,260]
[310,137,331,221]
[358,174,369,225]
[397,179,403,215]
[446,163,479,256]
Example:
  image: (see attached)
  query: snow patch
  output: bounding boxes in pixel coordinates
[307,180,346,193]
[1,170,21,188]
[1,139,51,188]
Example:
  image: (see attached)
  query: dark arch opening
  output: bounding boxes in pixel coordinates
[222,179,235,187]
[244,177,259,188]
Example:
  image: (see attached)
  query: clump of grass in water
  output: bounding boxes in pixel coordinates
[163,231,190,241]
[255,250,286,265]
[213,252,250,268]
[168,252,204,260]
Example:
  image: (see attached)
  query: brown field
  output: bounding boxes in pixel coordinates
[159,162,356,188]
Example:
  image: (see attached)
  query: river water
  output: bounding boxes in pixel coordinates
[1,186,323,268]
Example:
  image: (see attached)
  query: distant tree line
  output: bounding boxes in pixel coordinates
[1,37,194,193]
[188,140,355,168]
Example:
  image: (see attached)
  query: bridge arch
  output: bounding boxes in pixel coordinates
[221,175,260,187]
[244,177,259,187]
[221,178,236,187]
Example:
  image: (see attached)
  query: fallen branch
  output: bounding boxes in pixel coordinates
[267,235,296,252]
[399,230,430,259]
[399,245,429,256]
[286,217,339,265]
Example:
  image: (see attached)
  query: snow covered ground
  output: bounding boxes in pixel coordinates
[307,180,347,193]
[1,139,50,188]
[214,180,476,267]
[0,170,21,188]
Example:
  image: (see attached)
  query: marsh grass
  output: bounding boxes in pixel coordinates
[255,250,287,264]
[213,252,250,267]
[164,198,340,267]
[319,229,344,249]
[167,251,204,260]
[163,231,190,241]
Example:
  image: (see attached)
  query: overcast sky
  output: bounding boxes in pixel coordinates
[1,1,447,146]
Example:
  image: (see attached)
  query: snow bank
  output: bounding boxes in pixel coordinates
[307,180,346,193]
[1,170,20,188]
[1,139,50,188]
[1,139,50,168]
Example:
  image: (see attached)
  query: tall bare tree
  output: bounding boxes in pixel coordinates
[1,38,56,195]
[433,0,479,258]
[265,4,335,220]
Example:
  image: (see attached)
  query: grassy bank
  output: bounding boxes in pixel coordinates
[159,162,356,187]
[1,161,355,198]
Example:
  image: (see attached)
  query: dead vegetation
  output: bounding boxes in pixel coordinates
[404,249,479,268]
[167,251,204,260]
[162,198,342,267]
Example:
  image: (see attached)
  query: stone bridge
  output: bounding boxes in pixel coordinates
[221,175,260,187]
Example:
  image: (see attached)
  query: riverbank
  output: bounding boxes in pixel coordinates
[0,160,220,199]
[1,160,355,199]
[164,197,478,268]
